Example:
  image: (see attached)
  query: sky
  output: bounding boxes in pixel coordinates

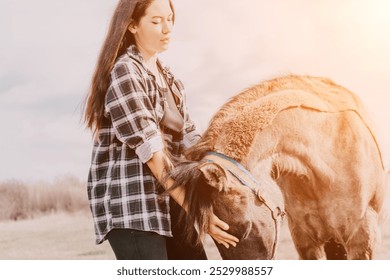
[1,0,389,183]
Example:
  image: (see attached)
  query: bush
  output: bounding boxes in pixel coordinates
[0,175,89,221]
[0,180,29,220]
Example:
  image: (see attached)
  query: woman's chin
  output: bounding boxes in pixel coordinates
[159,44,170,52]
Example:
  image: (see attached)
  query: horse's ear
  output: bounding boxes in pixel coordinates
[198,162,228,192]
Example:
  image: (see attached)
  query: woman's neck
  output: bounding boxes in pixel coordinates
[136,44,158,70]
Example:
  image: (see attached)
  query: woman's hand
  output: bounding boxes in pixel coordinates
[208,213,239,248]
[146,151,239,248]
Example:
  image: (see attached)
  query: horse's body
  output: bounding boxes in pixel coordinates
[172,75,387,259]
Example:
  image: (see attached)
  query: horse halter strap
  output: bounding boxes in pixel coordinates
[203,151,285,259]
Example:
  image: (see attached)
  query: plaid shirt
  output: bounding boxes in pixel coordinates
[87,45,200,244]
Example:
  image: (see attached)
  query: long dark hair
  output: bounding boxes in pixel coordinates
[84,0,175,135]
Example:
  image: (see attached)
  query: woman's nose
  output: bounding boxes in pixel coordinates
[162,21,172,34]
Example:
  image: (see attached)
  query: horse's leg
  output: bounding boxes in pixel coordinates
[324,239,347,260]
[345,207,380,260]
[288,223,326,260]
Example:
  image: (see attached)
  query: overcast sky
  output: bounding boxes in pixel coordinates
[1,0,389,182]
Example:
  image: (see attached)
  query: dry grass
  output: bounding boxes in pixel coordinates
[0,175,389,259]
[0,175,89,221]
[0,212,389,260]
[0,212,113,260]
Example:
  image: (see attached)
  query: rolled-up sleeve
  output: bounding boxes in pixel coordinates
[105,62,164,163]
[182,110,201,149]
[183,92,201,149]
[172,79,201,149]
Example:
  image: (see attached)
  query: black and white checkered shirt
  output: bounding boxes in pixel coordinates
[87,45,200,244]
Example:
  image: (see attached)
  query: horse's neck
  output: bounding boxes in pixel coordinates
[234,128,310,181]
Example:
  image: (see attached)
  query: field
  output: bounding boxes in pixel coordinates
[0,176,389,260]
[0,211,389,260]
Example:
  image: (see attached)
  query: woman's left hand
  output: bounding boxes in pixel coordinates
[208,213,239,248]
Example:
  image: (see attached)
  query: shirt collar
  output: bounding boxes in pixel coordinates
[126,44,175,85]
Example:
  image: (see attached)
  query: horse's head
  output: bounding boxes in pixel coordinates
[170,154,285,260]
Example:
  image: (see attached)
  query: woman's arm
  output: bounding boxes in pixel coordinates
[146,150,239,248]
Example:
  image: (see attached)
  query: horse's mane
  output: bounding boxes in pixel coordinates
[185,74,355,161]
[167,157,216,247]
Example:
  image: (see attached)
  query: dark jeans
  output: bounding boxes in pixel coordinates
[166,199,207,260]
[107,229,168,260]
[107,200,207,260]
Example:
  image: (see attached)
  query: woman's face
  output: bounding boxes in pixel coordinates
[131,0,173,56]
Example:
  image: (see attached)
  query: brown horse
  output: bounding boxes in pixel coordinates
[170,152,285,260]
[170,74,388,260]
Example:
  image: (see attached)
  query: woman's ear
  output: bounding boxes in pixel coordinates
[128,22,137,34]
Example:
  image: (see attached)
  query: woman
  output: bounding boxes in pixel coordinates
[84,0,238,260]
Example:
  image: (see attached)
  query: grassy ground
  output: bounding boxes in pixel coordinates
[0,212,114,260]
[1,212,389,260]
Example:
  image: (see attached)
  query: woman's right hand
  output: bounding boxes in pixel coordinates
[208,213,239,248]
[146,152,239,248]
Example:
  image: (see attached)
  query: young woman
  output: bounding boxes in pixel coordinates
[84,0,238,260]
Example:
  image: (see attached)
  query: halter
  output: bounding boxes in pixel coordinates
[203,151,285,260]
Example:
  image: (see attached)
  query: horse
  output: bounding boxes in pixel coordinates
[170,74,388,260]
